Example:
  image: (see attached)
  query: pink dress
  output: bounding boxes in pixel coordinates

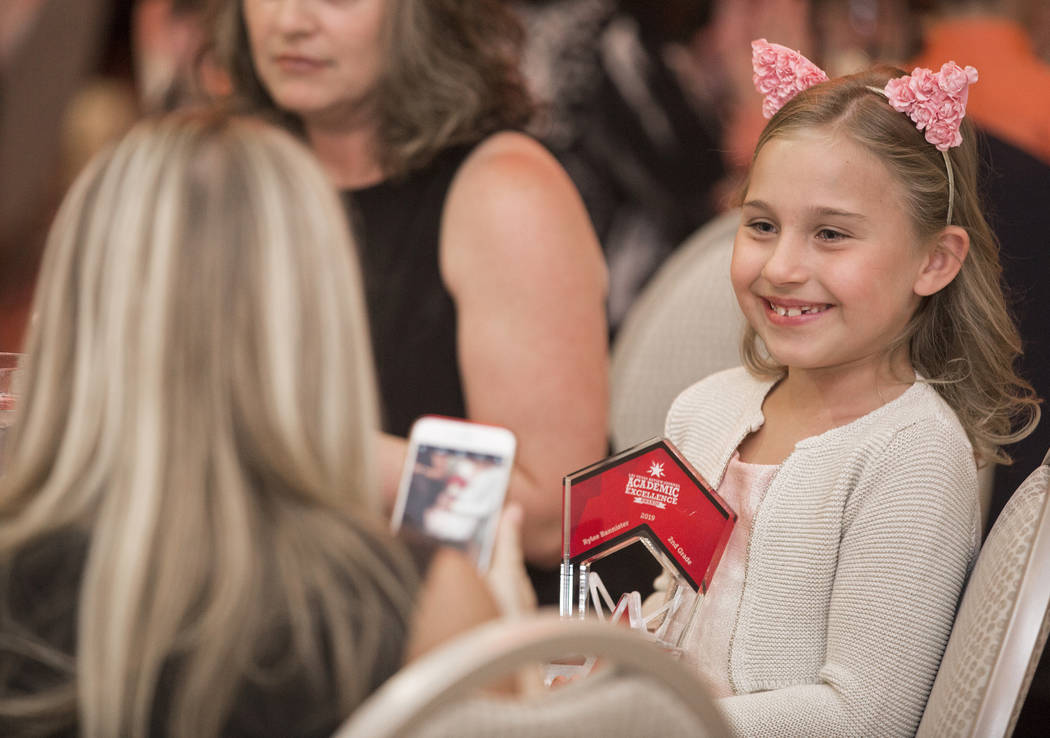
[681,451,778,696]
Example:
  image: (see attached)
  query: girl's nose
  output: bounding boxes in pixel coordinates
[761,235,809,286]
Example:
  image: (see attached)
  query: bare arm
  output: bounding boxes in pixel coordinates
[378,432,409,511]
[438,131,610,567]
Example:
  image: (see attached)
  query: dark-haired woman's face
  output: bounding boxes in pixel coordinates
[243,0,387,127]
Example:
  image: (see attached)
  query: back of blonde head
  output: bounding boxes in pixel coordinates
[0,112,417,736]
[740,66,1039,465]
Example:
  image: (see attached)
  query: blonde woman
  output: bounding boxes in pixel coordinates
[0,111,498,737]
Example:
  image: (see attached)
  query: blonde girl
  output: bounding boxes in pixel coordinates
[664,42,1038,737]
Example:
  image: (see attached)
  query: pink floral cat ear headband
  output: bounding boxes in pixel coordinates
[751,38,979,225]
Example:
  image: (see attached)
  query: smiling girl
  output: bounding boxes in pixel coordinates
[663,41,1039,736]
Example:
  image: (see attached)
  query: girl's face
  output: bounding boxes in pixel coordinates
[732,127,929,381]
[242,0,387,127]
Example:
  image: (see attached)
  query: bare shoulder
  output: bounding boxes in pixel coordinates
[455,130,573,195]
[440,130,604,291]
[404,546,499,663]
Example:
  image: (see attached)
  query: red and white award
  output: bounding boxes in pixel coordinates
[559,437,736,653]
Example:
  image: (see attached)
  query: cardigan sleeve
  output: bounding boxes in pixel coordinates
[716,415,979,738]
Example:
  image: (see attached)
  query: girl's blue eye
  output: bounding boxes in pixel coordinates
[816,228,846,241]
[747,220,776,234]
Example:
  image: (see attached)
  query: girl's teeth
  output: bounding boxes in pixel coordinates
[770,303,825,317]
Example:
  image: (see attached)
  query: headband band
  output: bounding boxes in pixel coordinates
[865,86,957,226]
[751,39,978,225]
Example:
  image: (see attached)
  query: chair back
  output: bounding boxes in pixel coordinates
[609,209,743,452]
[917,452,1050,737]
[333,613,731,738]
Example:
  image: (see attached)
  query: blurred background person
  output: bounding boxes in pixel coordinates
[0,111,500,737]
[1025,0,1050,63]
[909,0,1050,164]
[133,0,228,112]
[0,0,47,65]
[0,0,114,354]
[810,0,921,74]
[1,0,228,357]
[514,0,727,336]
[687,0,815,209]
[209,0,610,582]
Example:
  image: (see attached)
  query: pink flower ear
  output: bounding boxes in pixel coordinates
[751,38,829,119]
[883,62,978,150]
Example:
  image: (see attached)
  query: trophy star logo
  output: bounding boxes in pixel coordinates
[648,461,665,478]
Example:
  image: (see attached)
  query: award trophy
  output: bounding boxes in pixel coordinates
[556,437,735,676]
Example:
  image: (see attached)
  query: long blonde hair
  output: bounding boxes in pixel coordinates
[0,112,417,736]
[739,66,1039,465]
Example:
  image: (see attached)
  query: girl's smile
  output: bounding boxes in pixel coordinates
[763,297,833,322]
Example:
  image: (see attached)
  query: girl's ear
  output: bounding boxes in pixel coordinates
[913,226,969,297]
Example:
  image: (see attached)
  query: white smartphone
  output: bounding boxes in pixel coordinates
[391,415,517,572]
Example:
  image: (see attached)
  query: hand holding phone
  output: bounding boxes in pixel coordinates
[485,502,538,617]
[391,416,516,572]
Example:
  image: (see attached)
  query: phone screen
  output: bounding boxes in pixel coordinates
[397,443,511,568]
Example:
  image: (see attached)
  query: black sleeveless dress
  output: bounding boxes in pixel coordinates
[343,144,478,437]
[345,143,645,606]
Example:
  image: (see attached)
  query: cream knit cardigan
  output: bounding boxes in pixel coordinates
[665,367,979,738]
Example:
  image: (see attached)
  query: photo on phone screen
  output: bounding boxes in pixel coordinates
[392,417,515,571]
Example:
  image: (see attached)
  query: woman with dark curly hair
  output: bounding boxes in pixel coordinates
[210,0,610,570]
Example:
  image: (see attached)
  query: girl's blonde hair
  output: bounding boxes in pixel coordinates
[739,66,1039,465]
[208,0,534,178]
[0,112,417,736]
